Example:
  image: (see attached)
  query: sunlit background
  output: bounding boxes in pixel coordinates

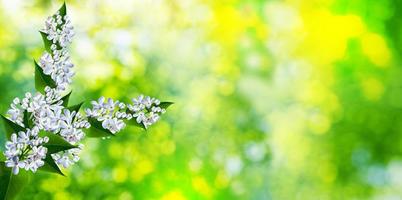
[1,0,402,199]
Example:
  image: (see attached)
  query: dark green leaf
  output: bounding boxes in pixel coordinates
[60,91,72,107]
[67,102,84,122]
[0,162,11,200]
[159,102,174,109]
[86,118,115,138]
[85,128,113,138]
[127,119,147,130]
[0,154,4,162]
[34,60,56,93]
[39,31,53,53]
[40,131,76,154]
[22,111,33,129]
[39,155,64,176]
[0,162,30,200]
[67,102,83,114]
[58,2,67,17]
[1,115,25,139]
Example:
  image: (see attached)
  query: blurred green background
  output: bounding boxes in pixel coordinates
[1,0,402,199]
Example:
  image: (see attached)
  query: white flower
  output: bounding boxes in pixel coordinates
[59,109,86,143]
[7,102,23,126]
[85,108,98,117]
[134,112,146,123]
[52,145,83,168]
[102,117,125,134]
[3,128,49,174]
[39,52,55,75]
[44,87,62,103]
[5,156,25,175]
[91,96,105,110]
[127,95,165,129]
[105,98,117,110]
[25,146,47,172]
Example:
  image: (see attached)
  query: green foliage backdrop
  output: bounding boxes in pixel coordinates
[1,0,402,199]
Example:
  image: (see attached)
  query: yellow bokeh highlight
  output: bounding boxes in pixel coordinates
[361,33,391,67]
[317,161,337,183]
[210,6,247,45]
[113,165,128,183]
[161,190,187,200]
[192,176,213,198]
[160,140,176,155]
[54,191,70,200]
[130,159,155,182]
[301,11,365,64]
[214,170,230,189]
[361,77,385,101]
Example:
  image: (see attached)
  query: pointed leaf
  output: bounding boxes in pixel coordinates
[0,162,30,200]
[159,102,174,109]
[58,2,67,17]
[67,102,83,113]
[39,155,64,176]
[86,128,113,138]
[1,115,25,139]
[86,118,115,138]
[127,119,147,130]
[67,102,84,122]
[34,60,56,93]
[60,91,72,107]
[40,31,53,53]
[40,131,76,154]
[0,162,11,200]
[23,110,33,129]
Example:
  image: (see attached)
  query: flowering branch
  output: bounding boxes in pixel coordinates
[0,3,172,199]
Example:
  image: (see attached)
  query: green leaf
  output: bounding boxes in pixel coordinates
[0,154,5,162]
[34,60,56,93]
[22,111,33,129]
[159,102,174,109]
[0,162,12,200]
[86,118,115,138]
[127,119,147,130]
[67,102,84,122]
[40,131,76,154]
[58,2,67,17]
[60,91,72,107]
[0,162,30,200]
[86,128,112,138]
[39,31,53,53]
[1,115,25,139]
[39,155,64,176]
[67,102,83,114]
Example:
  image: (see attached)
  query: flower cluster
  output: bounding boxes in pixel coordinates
[40,11,75,90]
[51,110,89,168]
[52,144,83,168]
[4,127,49,174]
[43,13,74,48]
[85,95,166,133]
[4,87,89,172]
[7,88,63,130]
[127,95,166,128]
[2,4,170,175]
[85,97,130,134]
